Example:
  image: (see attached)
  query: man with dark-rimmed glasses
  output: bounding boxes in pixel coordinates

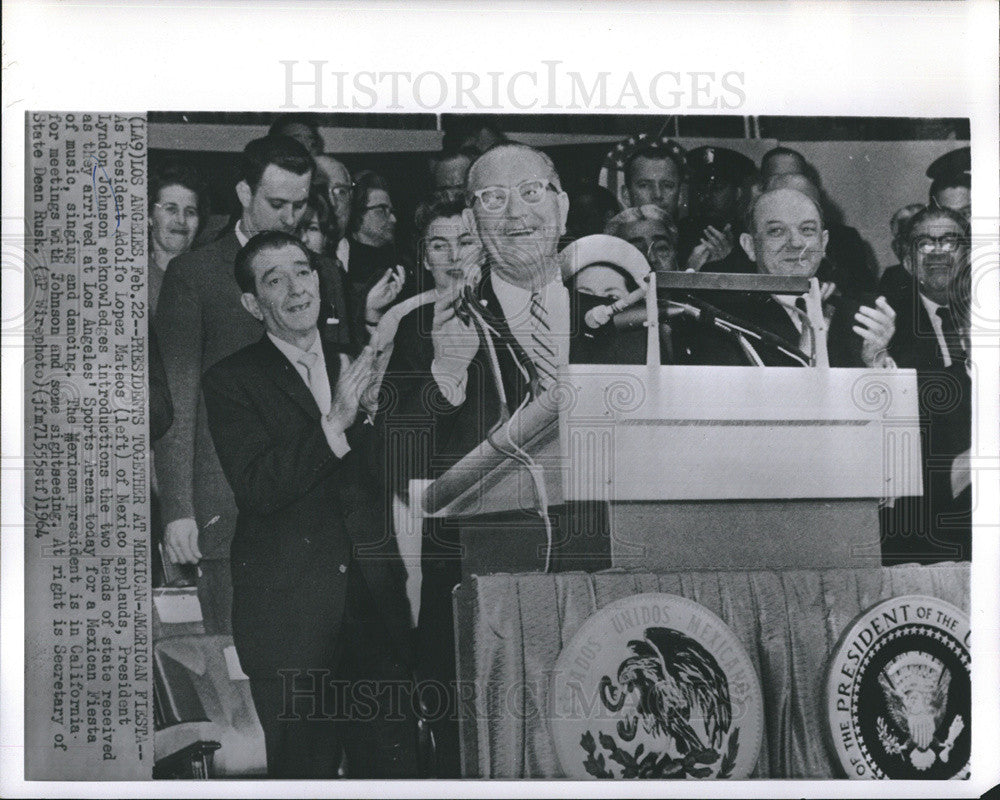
[878,204,972,565]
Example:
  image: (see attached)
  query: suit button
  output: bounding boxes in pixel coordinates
[339,564,347,573]
[304,537,311,545]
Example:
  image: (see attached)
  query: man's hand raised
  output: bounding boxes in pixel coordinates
[327,345,377,432]
[854,296,897,368]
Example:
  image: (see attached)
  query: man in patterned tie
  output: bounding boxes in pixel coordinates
[391,143,594,776]
[430,142,572,404]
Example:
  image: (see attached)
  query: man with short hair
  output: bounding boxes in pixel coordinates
[729,186,896,368]
[268,112,325,157]
[203,231,416,777]
[758,146,878,298]
[621,139,685,220]
[678,145,757,272]
[390,142,603,775]
[314,153,354,266]
[926,146,971,222]
[877,205,971,564]
[930,174,971,222]
[429,149,474,204]
[156,135,345,633]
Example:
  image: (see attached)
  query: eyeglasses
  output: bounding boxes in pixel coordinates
[328,184,352,202]
[471,179,558,213]
[154,202,198,220]
[364,203,395,217]
[913,234,963,254]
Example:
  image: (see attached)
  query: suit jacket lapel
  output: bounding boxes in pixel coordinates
[477,274,534,408]
[256,335,322,419]
[914,291,948,369]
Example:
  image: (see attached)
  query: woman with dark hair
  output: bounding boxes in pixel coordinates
[345,170,408,339]
[148,160,209,312]
[297,186,338,257]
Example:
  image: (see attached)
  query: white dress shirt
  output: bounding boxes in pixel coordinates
[432,273,570,406]
[336,237,351,271]
[267,331,351,457]
[235,219,251,248]
[491,273,571,375]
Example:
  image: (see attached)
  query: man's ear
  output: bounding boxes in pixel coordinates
[236,180,252,211]
[739,231,756,263]
[901,249,913,275]
[240,291,264,321]
[557,190,570,236]
[620,183,632,209]
[821,228,830,258]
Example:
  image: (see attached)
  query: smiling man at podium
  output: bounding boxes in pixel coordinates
[402,143,633,775]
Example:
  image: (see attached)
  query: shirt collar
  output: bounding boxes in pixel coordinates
[235,219,251,247]
[772,294,804,333]
[267,330,323,366]
[919,292,945,317]
[490,272,566,322]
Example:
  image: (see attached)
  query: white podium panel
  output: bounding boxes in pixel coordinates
[558,365,923,503]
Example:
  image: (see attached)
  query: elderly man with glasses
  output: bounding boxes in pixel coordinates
[877,204,972,566]
[387,142,635,775]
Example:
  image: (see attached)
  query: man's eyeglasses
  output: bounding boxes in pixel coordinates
[154,202,198,220]
[913,234,963,254]
[471,179,558,213]
[328,184,352,202]
[365,203,395,217]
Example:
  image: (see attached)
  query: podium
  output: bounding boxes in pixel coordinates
[413,272,927,777]
[420,362,923,574]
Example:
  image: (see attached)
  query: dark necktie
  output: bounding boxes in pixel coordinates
[936,306,966,367]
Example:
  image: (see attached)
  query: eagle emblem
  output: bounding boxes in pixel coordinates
[581,626,739,778]
[876,651,964,771]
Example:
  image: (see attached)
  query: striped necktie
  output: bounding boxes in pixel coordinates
[529,291,558,388]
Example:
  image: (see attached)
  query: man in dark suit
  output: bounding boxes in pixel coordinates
[757,146,880,299]
[203,231,416,777]
[878,205,971,564]
[678,145,757,272]
[155,135,351,633]
[726,185,897,368]
[387,143,616,774]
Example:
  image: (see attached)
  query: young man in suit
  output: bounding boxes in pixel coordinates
[878,205,972,564]
[202,231,416,778]
[155,134,352,634]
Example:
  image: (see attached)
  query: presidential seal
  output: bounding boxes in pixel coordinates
[825,595,970,779]
[550,593,763,779]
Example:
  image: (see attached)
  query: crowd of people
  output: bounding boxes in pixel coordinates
[146,113,972,778]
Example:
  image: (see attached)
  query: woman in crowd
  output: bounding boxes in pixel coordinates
[346,170,402,316]
[604,204,679,272]
[148,161,208,312]
[297,186,338,257]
